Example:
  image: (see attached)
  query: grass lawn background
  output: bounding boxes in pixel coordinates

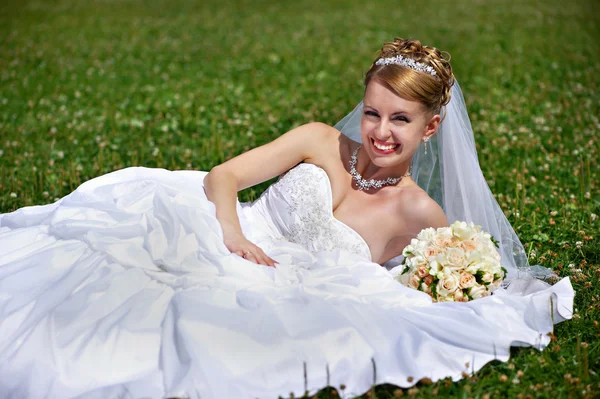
[0,0,598,397]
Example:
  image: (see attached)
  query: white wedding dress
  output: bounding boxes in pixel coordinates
[0,163,574,399]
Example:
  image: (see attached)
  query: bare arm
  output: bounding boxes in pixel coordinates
[204,122,337,266]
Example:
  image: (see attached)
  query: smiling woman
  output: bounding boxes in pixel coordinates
[0,37,573,399]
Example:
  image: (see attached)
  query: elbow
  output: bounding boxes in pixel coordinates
[205,165,224,189]
[205,165,239,192]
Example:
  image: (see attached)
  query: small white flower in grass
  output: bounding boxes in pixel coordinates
[42,191,49,198]
[152,147,160,157]
[529,249,537,259]
[576,241,583,249]
[591,213,598,222]
[130,119,144,128]
[10,192,17,198]
[57,151,64,159]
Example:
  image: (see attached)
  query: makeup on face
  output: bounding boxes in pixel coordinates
[360,81,431,158]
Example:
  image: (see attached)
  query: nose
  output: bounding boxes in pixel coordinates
[374,118,392,141]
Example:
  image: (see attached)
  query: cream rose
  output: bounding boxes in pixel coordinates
[445,247,466,268]
[482,272,494,284]
[454,289,468,302]
[469,284,488,299]
[461,239,478,252]
[409,274,421,289]
[459,271,476,289]
[433,229,453,248]
[436,271,460,297]
[424,247,441,258]
[416,265,429,278]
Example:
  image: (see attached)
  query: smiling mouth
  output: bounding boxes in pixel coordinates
[371,138,399,153]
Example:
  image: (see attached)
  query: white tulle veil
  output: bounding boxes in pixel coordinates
[335,82,554,282]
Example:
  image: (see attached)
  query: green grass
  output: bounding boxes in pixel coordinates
[1,0,599,397]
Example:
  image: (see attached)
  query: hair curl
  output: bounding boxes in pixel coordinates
[365,38,455,114]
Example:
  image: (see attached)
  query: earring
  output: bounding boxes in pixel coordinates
[423,137,430,155]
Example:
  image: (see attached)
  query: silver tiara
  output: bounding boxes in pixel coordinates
[375,55,437,77]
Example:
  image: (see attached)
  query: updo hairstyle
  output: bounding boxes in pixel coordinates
[365,38,455,115]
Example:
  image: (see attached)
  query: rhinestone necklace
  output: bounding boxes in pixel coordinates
[349,145,411,191]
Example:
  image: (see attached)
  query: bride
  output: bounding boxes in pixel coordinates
[0,38,573,399]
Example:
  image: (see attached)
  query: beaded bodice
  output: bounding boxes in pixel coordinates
[241,163,372,261]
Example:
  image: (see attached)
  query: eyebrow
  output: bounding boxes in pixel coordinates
[364,105,411,116]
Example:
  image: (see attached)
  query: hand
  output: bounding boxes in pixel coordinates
[223,231,278,267]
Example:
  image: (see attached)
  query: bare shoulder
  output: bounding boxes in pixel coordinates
[291,121,339,139]
[397,185,448,230]
[293,122,344,161]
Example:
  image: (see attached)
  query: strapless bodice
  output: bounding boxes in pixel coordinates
[240,163,372,261]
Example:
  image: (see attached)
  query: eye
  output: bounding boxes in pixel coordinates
[393,115,410,123]
[364,110,379,118]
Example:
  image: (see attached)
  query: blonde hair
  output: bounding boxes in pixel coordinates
[365,38,455,115]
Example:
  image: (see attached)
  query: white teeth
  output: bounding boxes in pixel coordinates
[373,141,398,151]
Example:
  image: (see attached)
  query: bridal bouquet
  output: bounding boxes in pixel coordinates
[396,221,507,302]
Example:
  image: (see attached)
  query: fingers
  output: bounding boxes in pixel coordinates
[252,247,272,267]
[243,251,260,264]
[228,237,278,268]
[240,247,278,268]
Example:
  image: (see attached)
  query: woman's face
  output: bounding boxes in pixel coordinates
[360,80,440,169]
